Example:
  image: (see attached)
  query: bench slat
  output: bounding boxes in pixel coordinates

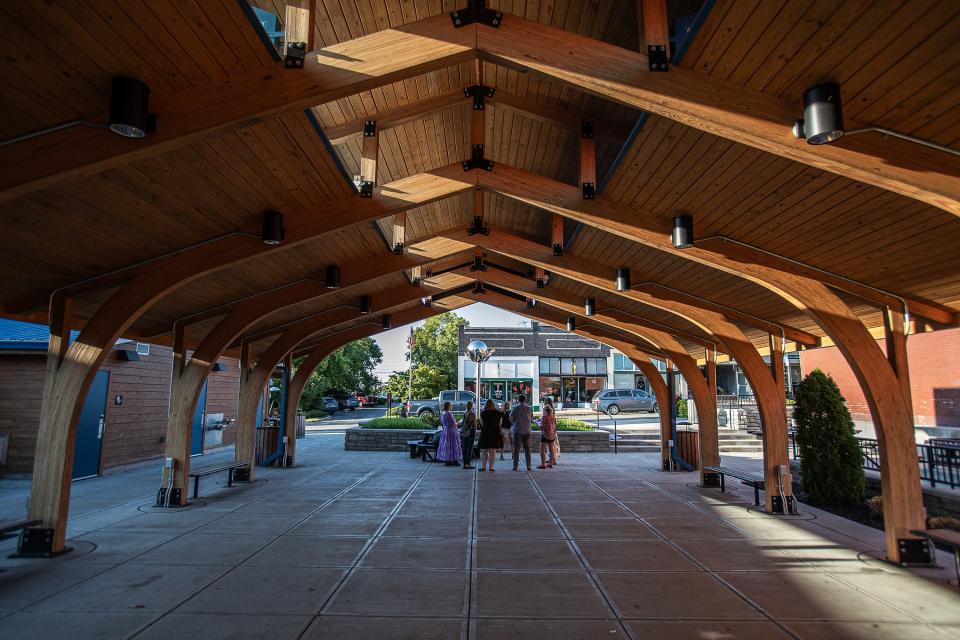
[190,463,247,477]
[912,528,960,547]
[0,518,41,534]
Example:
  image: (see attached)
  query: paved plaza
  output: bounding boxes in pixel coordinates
[1,434,958,639]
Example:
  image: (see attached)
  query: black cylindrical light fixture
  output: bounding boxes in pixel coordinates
[566,316,576,332]
[584,297,596,316]
[672,214,694,249]
[324,265,341,289]
[382,314,392,330]
[261,210,285,245]
[474,281,486,295]
[616,268,631,292]
[526,298,537,308]
[800,83,844,145]
[108,77,151,138]
[421,296,432,307]
[360,295,372,314]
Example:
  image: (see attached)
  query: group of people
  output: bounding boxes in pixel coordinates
[435,395,559,471]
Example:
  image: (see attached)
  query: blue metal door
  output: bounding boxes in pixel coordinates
[72,370,109,480]
[191,381,207,456]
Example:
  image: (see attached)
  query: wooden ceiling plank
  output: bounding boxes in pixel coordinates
[477,14,960,217]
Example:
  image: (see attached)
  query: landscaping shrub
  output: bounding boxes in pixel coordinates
[361,417,428,429]
[794,369,865,507]
[676,398,688,419]
[555,418,595,431]
[304,409,329,419]
[419,412,440,428]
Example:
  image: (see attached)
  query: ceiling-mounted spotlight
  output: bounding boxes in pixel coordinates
[325,265,341,289]
[526,298,537,308]
[360,295,372,314]
[421,296,432,307]
[261,210,285,245]
[108,77,156,138]
[474,281,486,295]
[672,214,694,249]
[566,316,576,332]
[382,314,392,330]
[616,268,631,292]
[792,83,843,145]
[584,298,596,316]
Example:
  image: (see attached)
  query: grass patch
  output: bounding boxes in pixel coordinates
[361,417,430,430]
[555,418,595,431]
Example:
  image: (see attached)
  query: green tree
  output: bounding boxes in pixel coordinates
[384,364,448,400]
[794,368,865,507]
[297,338,383,412]
[410,313,468,389]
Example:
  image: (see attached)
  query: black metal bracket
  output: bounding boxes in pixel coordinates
[536,277,545,289]
[412,276,421,287]
[897,538,934,565]
[12,528,72,558]
[154,487,184,507]
[284,455,294,467]
[582,121,594,139]
[553,243,564,257]
[359,181,374,198]
[701,472,722,488]
[647,44,668,71]
[464,84,495,110]
[451,0,502,28]
[363,120,376,137]
[393,242,404,255]
[425,269,433,277]
[582,182,595,199]
[285,42,307,69]
[466,215,490,236]
[462,144,494,172]
[470,255,487,272]
[769,495,799,515]
[234,468,251,482]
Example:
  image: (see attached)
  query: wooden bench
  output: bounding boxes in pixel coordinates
[407,429,441,462]
[0,518,41,538]
[189,462,248,499]
[703,465,765,506]
[911,528,960,586]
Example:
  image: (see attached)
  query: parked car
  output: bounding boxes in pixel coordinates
[334,394,359,411]
[591,388,658,415]
[406,390,502,417]
[320,397,338,416]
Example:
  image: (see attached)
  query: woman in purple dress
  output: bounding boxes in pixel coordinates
[437,401,463,466]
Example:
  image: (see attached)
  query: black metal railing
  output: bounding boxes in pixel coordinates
[789,435,960,490]
[716,394,757,409]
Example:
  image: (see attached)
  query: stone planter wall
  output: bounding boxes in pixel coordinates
[344,428,611,453]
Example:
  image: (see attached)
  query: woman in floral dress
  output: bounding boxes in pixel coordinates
[437,401,463,466]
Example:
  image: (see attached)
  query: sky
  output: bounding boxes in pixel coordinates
[372,303,530,382]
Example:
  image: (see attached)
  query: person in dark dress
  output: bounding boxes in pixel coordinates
[478,399,503,472]
[499,400,512,461]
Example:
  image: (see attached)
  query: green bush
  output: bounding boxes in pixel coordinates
[420,412,440,428]
[361,417,429,430]
[555,418,595,431]
[304,409,329,419]
[794,369,865,507]
[676,398,688,418]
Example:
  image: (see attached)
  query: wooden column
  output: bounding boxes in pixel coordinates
[284,347,328,465]
[393,211,405,254]
[580,122,596,200]
[641,0,670,67]
[699,348,721,486]
[360,120,378,195]
[767,333,793,512]
[637,358,671,470]
[551,215,564,256]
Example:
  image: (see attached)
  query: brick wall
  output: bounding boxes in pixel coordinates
[0,348,242,475]
[800,327,960,433]
[0,354,45,474]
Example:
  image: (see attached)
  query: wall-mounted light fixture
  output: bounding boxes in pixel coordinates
[360,295,372,314]
[584,298,596,316]
[109,76,156,138]
[616,268,631,292]
[261,210,285,245]
[325,265,341,289]
[792,83,843,145]
[672,214,693,249]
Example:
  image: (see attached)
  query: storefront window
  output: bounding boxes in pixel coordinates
[561,358,572,375]
[584,376,606,397]
[539,376,561,405]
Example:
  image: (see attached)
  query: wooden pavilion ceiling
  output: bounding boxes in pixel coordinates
[0,0,957,362]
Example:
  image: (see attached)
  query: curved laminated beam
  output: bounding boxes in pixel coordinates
[476,16,960,217]
[479,164,925,558]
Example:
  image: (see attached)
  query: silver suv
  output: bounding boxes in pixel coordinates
[591,388,658,415]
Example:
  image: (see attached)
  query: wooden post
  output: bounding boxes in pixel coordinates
[699,348,721,486]
[535,266,546,288]
[551,215,564,255]
[641,0,670,66]
[638,358,671,471]
[580,122,596,200]
[767,333,793,513]
[393,211,405,254]
[361,120,378,193]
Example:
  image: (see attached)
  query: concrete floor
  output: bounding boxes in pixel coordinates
[1,434,958,639]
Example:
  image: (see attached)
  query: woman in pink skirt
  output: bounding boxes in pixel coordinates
[437,401,463,466]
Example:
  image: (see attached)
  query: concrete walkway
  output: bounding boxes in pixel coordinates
[1,435,958,639]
